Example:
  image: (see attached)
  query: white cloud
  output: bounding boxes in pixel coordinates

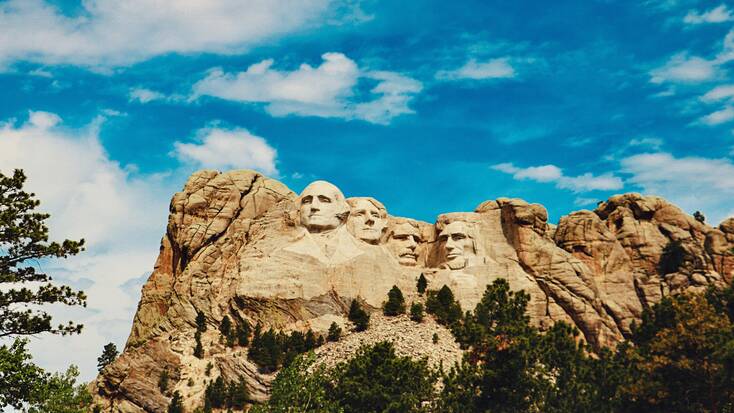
[173,126,278,176]
[0,111,173,380]
[700,106,734,125]
[620,152,734,224]
[701,84,734,102]
[0,0,331,68]
[129,87,165,104]
[491,162,623,192]
[192,53,423,124]
[650,53,719,84]
[684,4,734,24]
[436,57,516,80]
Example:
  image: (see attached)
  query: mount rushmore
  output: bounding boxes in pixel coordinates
[92,169,734,412]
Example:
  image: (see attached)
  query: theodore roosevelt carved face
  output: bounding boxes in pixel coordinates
[438,221,476,270]
[297,181,349,233]
[347,197,388,244]
[388,222,421,266]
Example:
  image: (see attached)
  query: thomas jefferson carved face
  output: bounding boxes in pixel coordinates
[438,221,476,270]
[347,198,387,244]
[298,181,349,233]
[388,222,421,266]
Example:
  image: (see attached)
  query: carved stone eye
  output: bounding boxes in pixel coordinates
[318,195,331,203]
[301,195,313,204]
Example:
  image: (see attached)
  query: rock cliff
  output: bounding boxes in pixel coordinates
[92,170,734,412]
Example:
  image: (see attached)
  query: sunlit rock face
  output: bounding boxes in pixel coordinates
[92,170,734,412]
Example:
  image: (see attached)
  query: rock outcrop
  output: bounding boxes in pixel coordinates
[92,171,734,412]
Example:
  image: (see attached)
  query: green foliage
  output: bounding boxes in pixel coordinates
[158,368,170,394]
[237,321,250,346]
[204,376,249,410]
[97,342,118,372]
[0,339,46,409]
[194,330,204,358]
[617,293,734,412]
[23,365,94,413]
[383,285,406,316]
[248,326,323,373]
[327,322,342,342]
[196,310,207,332]
[250,353,342,413]
[329,341,436,413]
[348,299,370,332]
[694,210,706,223]
[439,279,619,413]
[253,343,436,413]
[220,315,236,346]
[658,240,686,275]
[417,273,428,295]
[168,391,184,413]
[205,361,213,376]
[425,285,462,326]
[432,333,438,344]
[410,302,424,322]
[0,169,86,338]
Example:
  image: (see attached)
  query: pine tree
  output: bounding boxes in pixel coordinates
[410,302,424,322]
[304,329,317,351]
[417,273,428,295]
[693,210,706,223]
[0,169,86,337]
[97,342,118,372]
[383,285,406,316]
[327,322,342,342]
[194,330,204,358]
[426,285,462,326]
[348,299,370,332]
[196,310,207,332]
[237,322,251,346]
[167,391,183,413]
[158,368,170,393]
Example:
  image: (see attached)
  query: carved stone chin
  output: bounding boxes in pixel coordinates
[347,197,388,244]
[438,221,476,271]
[388,222,421,266]
[297,180,349,233]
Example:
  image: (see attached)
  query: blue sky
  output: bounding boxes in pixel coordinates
[2,0,734,380]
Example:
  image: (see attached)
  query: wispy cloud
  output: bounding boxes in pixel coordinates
[0,0,332,69]
[128,87,165,104]
[192,53,422,125]
[492,163,623,192]
[683,4,734,24]
[436,57,516,80]
[620,152,734,224]
[172,126,278,176]
[649,53,719,84]
[701,84,734,102]
[699,106,734,125]
[0,111,172,379]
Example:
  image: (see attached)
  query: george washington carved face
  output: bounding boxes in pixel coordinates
[297,181,349,233]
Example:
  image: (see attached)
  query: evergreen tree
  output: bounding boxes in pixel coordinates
[96,342,118,372]
[205,376,227,408]
[304,329,317,351]
[220,316,232,338]
[383,285,406,316]
[417,273,428,295]
[693,210,706,223]
[227,379,249,409]
[24,365,94,413]
[425,285,462,326]
[158,368,170,393]
[348,299,370,332]
[193,330,204,358]
[0,169,86,338]
[327,322,342,342]
[237,321,250,346]
[167,391,184,413]
[196,310,207,332]
[410,302,424,322]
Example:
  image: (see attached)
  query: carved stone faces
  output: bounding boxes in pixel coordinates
[347,197,388,244]
[297,181,349,233]
[438,221,476,270]
[388,222,421,266]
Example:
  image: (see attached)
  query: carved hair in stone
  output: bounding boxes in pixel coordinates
[388,221,422,266]
[297,181,350,233]
[437,220,477,270]
[346,197,388,244]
